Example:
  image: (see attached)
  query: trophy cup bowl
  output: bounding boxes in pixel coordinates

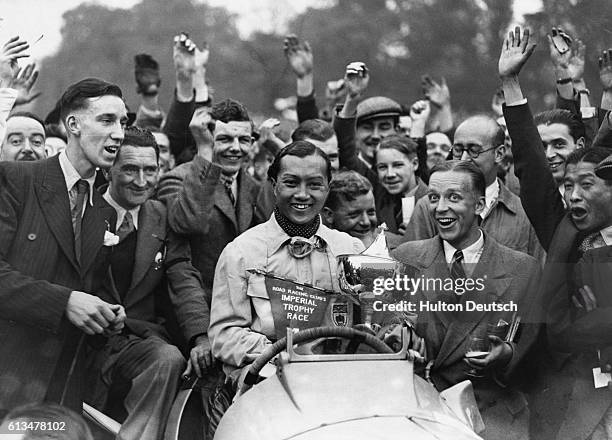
[337,254,405,296]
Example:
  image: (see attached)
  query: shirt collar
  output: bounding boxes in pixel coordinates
[443,229,485,265]
[485,178,500,208]
[58,150,96,206]
[102,188,140,231]
[267,213,343,257]
[600,225,612,246]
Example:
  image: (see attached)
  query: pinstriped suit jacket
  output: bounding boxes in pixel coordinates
[0,155,115,413]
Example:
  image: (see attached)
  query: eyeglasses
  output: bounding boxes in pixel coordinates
[452,144,498,159]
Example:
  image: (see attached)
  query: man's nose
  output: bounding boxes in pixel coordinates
[21,139,33,152]
[111,121,124,141]
[461,150,470,161]
[358,212,371,227]
[435,197,449,213]
[295,183,309,199]
[545,144,555,159]
[134,170,146,186]
[570,185,583,202]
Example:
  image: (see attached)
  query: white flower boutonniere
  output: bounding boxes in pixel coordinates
[104,230,120,246]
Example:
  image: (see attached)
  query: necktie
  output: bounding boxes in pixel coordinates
[72,179,89,263]
[223,177,236,206]
[578,232,607,256]
[450,250,466,280]
[117,211,135,242]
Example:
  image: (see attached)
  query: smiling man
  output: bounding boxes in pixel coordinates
[209,140,363,381]
[0,77,127,414]
[405,116,544,260]
[0,112,46,162]
[534,109,585,189]
[158,98,274,303]
[392,160,540,440]
[322,170,377,247]
[498,25,612,439]
[87,126,211,440]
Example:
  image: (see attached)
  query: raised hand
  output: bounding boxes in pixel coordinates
[409,99,431,138]
[344,61,369,98]
[421,75,450,108]
[195,42,210,70]
[599,49,612,90]
[491,88,505,117]
[12,63,40,106]
[189,107,214,151]
[498,26,537,78]
[258,118,281,143]
[134,53,161,95]
[547,27,573,69]
[567,38,586,81]
[0,36,30,88]
[173,32,197,80]
[283,34,313,78]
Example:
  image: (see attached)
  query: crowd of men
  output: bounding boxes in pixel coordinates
[1,22,612,440]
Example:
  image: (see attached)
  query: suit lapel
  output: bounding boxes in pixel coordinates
[80,192,115,275]
[214,182,238,232]
[35,156,79,273]
[236,171,259,233]
[129,201,166,291]
[435,237,512,368]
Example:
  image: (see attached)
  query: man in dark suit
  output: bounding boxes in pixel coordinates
[157,99,274,301]
[392,161,541,440]
[88,126,211,440]
[498,26,612,440]
[0,78,128,414]
[404,115,544,261]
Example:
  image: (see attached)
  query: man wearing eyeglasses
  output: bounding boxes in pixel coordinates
[404,116,544,261]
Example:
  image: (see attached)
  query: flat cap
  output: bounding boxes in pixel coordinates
[595,153,612,180]
[356,96,401,125]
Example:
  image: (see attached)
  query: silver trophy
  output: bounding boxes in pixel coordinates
[337,224,407,327]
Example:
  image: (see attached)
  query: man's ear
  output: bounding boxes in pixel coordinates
[494,144,506,164]
[576,136,586,149]
[474,195,486,217]
[321,206,334,226]
[66,115,80,136]
[411,156,419,171]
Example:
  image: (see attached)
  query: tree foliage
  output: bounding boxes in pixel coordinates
[34,0,612,120]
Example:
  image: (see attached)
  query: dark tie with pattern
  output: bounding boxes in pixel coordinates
[450,250,465,301]
[223,177,236,206]
[72,179,89,263]
[117,211,135,242]
[450,250,465,279]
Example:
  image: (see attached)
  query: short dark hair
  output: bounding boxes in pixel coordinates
[267,140,332,182]
[7,111,45,132]
[3,403,93,440]
[430,160,486,197]
[210,98,252,125]
[58,78,123,123]
[324,170,373,210]
[375,134,418,161]
[116,126,159,162]
[566,146,612,167]
[534,109,585,142]
[291,119,335,142]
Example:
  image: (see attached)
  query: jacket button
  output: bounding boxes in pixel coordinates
[27,233,37,241]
